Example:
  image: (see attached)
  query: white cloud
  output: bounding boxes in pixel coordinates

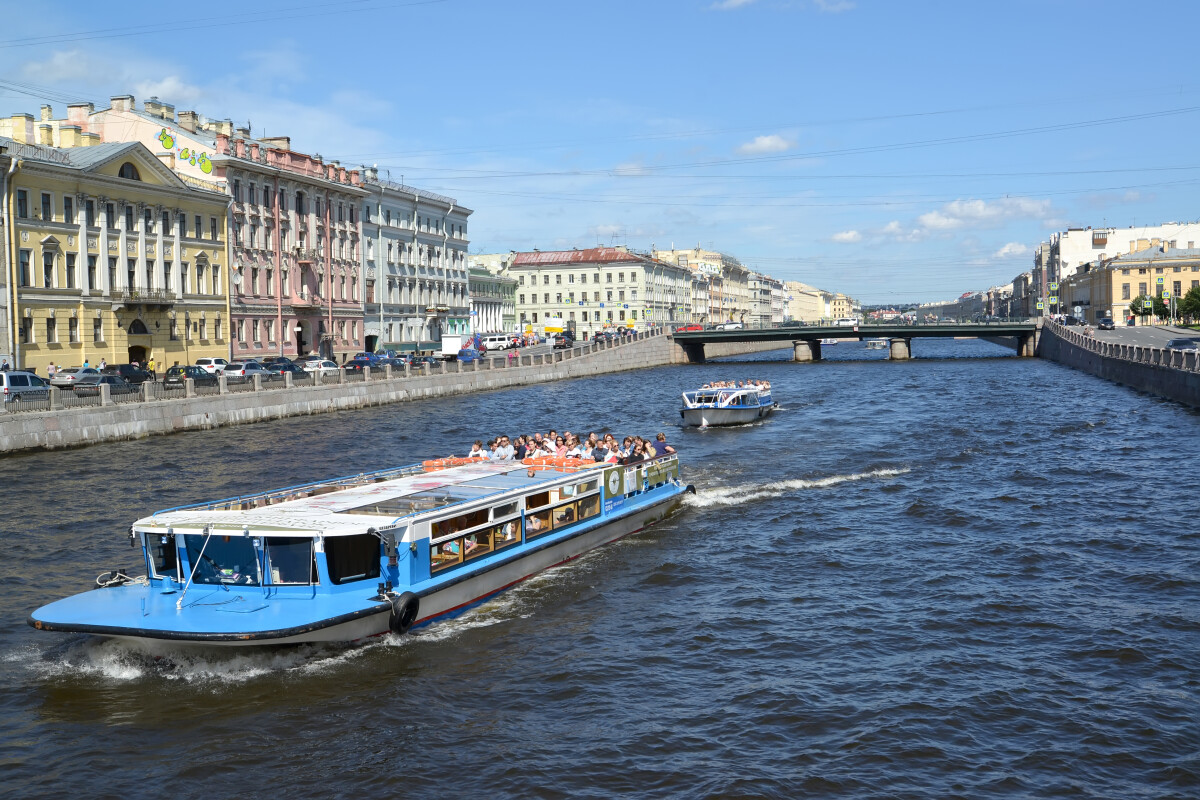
[736,134,794,155]
[831,229,862,243]
[712,0,756,9]
[915,197,1052,232]
[993,242,1030,258]
[813,0,856,11]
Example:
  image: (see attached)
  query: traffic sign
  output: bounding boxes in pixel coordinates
[1048,296,1059,304]
[1050,282,1059,291]
[1163,290,1172,298]
[1036,301,1045,310]
[1157,276,1165,284]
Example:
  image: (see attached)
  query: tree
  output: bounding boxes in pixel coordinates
[1129,294,1167,320]
[1177,285,1200,324]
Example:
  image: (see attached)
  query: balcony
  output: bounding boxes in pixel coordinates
[294,247,322,265]
[112,288,177,308]
[292,290,321,309]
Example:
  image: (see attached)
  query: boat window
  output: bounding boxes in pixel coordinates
[432,506,490,540]
[325,533,382,584]
[492,501,518,519]
[552,503,577,528]
[525,490,550,510]
[267,537,317,585]
[576,479,599,495]
[147,534,178,580]
[490,521,521,551]
[431,539,462,572]
[526,509,553,538]
[184,534,261,586]
[577,494,601,521]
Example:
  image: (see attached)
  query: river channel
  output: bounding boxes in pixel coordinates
[1,339,1197,798]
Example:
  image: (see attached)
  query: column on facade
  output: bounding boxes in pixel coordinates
[75,193,89,296]
[115,200,128,291]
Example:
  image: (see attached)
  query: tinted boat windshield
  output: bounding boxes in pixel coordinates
[184,534,261,586]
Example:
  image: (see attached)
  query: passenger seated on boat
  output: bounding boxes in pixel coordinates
[655,432,676,455]
[464,535,480,555]
[554,506,576,526]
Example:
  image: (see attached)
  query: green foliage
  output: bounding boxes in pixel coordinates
[1178,285,1200,321]
[1129,294,1167,319]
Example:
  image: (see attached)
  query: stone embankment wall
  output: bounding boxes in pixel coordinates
[1038,321,1200,408]
[0,333,788,453]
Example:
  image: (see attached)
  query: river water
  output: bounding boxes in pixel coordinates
[2,339,1197,798]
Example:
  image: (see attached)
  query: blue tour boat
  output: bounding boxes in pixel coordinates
[28,456,692,646]
[680,385,777,427]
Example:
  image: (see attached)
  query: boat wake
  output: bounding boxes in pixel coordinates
[685,467,909,508]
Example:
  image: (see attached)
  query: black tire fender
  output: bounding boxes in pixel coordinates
[389,591,420,635]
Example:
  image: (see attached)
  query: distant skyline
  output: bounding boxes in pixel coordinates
[3,0,1199,303]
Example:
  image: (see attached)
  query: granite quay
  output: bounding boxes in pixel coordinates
[0,328,784,453]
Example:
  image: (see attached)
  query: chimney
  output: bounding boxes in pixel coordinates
[81,131,100,147]
[143,97,175,120]
[40,104,53,121]
[7,113,32,143]
[215,119,233,136]
[178,110,198,132]
[59,125,81,148]
[235,125,250,138]
[38,123,53,146]
[66,102,94,125]
[156,152,176,169]
[110,94,135,113]
[260,135,290,151]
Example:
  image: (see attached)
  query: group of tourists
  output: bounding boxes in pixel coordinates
[700,379,771,389]
[463,429,676,466]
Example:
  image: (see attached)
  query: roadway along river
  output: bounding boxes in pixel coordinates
[2,339,1197,798]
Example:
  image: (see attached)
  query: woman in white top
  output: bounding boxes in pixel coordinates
[467,439,489,459]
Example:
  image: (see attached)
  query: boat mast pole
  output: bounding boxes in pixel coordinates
[176,525,214,610]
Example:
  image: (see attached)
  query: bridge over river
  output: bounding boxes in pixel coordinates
[671,320,1040,363]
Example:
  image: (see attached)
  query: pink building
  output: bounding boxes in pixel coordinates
[30,95,367,362]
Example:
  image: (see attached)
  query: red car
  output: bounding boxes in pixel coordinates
[675,324,704,332]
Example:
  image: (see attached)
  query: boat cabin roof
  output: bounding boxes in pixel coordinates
[137,461,607,537]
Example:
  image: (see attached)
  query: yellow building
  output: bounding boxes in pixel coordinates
[2,135,229,375]
[1060,246,1200,324]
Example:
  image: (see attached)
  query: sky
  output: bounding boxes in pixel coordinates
[3,0,1199,304]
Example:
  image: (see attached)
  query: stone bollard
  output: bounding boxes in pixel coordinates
[218,374,229,394]
[385,364,393,380]
[185,377,195,398]
[49,386,62,410]
[100,384,112,406]
[472,359,479,372]
[423,362,431,377]
[364,366,372,383]
[404,363,411,379]
[284,372,293,388]
[252,374,262,391]
[141,381,154,402]
[338,367,346,384]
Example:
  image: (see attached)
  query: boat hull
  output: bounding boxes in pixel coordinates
[680,404,774,427]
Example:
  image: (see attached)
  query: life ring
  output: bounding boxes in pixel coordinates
[389,591,420,634]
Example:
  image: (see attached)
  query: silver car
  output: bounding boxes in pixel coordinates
[304,359,340,377]
[1,371,50,403]
[50,367,102,388]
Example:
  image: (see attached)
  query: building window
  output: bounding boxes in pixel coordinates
[41,193,52,221]
[232,179,241,202]
[543,293,549,304]
[210,218,218,241]
[197,264,206,294]
[162,210,170,231]
[606,273,613,283]
[86,200,95,227]
[619,290,625,302]
[169,317,178,340]
[1174,281,1182,296]
[19,317,32,344]
[87,255,97,289]
[556,293,562,303]
[93,317,103,342]
[630,272,637,282]
[118,162,141,181]
[251,267,259,294]
[63,196,74,224]
[46,318,57,343]
[43,252,55,287]
[1139,282,1147,296]
[125,205,134,230]
[215,316,222,340]
[16,189,28,218]
[69,317,79,343]
[543,275,549,285]
[519,294,525,304]
[66,254,76,288]
[105,203,115,228]
[266,268,273,297]
[519,275,524,285]
[18,249,31,287]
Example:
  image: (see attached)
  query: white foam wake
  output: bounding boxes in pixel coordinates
[685,467,909,508]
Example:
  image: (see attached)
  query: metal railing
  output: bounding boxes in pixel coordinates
[1046,320,1200,373]
[0,327,674,416]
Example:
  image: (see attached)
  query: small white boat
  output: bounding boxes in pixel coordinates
[820,338,839,345]
[864,338,888,350]
[680,386,776,427]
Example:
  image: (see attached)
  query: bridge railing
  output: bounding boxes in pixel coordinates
[672,317,1035,334]
[1045,320,1200,373]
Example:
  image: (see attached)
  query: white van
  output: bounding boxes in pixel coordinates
[1,371,51,404]
[481,334,511,350]
[834,318,859,327]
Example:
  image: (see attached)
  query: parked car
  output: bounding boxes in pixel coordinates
[1165,337,1200,351]
[304,359,340,377]
[163,365,219,390]
[553,332,575,349]
[270,362,309,378]
[261,356,294,367]
[194,357,229,374]
[675,324,704,332]
[50,367,101,388]
[224,361,277,383]
[352,351,383,362]
[1097,318,1116,331]
[1,371,50,403]
[1064,315,1084,326]
[102,363,155,384]
[720,321,745,331]
[74,375,139,396]
[342,358,376,373]
[411,355,441,369]
[456,347,484,363]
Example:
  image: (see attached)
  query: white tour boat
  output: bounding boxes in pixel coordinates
[680,385,776,427]
[29,456,692,646]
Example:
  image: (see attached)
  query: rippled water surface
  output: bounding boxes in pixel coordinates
[2,339,1198,798]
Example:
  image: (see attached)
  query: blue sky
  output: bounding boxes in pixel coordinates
[3,0,1199,304]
